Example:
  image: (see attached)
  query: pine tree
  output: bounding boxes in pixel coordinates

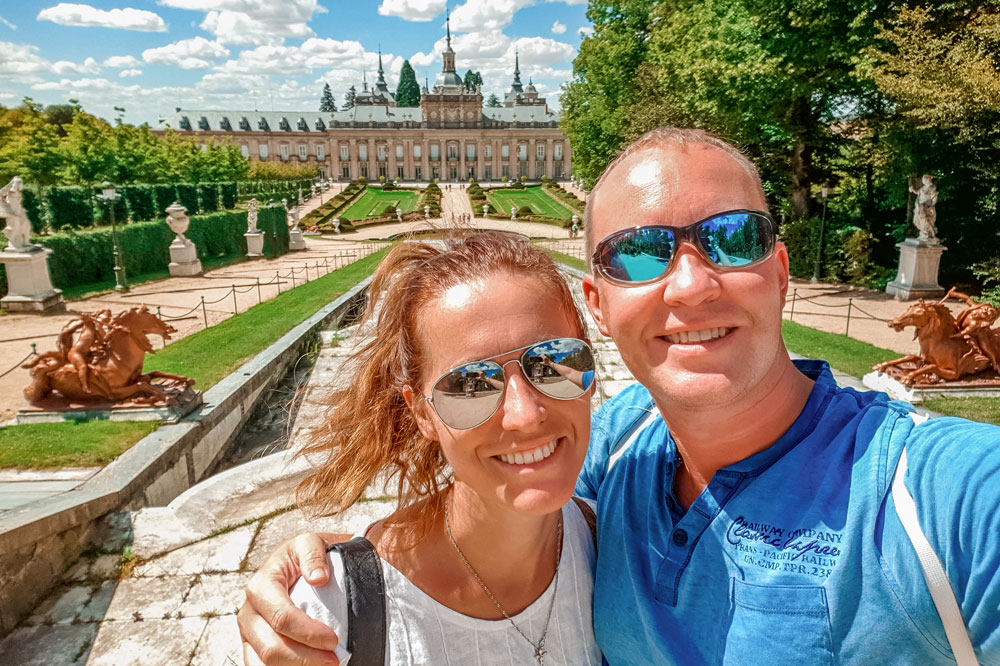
[486,93,502,108]
[319,83,337,112]
[463,70,483,91]
[396,60,421,107]
[342,85,356,110]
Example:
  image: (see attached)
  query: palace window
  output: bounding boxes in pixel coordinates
[259,144,268,159]
[414,145,422,159]
[554,143,563,160]
[432,166,440,180]
[340,145,349,161]
[342,165,350,179]
[360,163,369,178]
[484,145,492,159]
[396,145,404,160]
[430,144,440,160]
[485,165,492,181]
[298,144,307,160]
[397,166,404,179]
[377,144,387,162]
[280,144,289,161]
[378,164,387,178]
[316,145,325,160]
[466,144,475,160]
[518,144,527,161]
[447,144,458,161]
[501,145,509,159]
[358,144,368,161]
[241,145,249,158]
[536,144,545,160]
[415,166,422,180]
[502,165,509,179]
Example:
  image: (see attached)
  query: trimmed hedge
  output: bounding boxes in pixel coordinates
[46,187,94,230]
[0,207,289,301]
[198,183,219,212]
[176,184,199,217]
[220,182,237,210]
[152,184,178,217]
[121,185,156,223]
[23,188,44,233]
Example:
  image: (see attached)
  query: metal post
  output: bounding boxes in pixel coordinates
[789,288,797,321]
[276,271,281,293]
[256,277,262,304]
[846,298,853,336]
[201,296,208,328]
[232,284,238,315]
[812,186,830,283]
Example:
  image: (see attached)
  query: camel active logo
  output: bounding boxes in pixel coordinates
[726,516,843,579]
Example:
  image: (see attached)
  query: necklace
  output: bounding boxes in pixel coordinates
[444,499,563,665]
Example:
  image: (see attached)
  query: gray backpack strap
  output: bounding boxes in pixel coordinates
[892,442,978,665]
[572,497,598,545]
[328,537,387,666]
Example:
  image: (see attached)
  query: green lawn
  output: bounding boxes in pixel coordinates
[0,248,389,469]
[0,420,159,468]
[488,185,574,219]
[782,319,1000,424]
[60,253,249,301]
[547,250,587,272]
[340,188,418,221]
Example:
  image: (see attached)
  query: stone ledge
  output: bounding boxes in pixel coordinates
[0,275,372,636]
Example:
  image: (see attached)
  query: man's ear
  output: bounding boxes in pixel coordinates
[582,273,611,336]
[773,242,790,308]
[402,384,440,441]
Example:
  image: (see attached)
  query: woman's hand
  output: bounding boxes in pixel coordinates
[239,532,349,665]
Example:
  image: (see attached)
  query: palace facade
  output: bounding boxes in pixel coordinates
[156,20,571,183]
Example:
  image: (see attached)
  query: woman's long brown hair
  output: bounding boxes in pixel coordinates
[295,231,588,543]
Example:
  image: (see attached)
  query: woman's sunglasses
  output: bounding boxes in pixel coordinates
[424,337,596,430]
[591,209,778,285]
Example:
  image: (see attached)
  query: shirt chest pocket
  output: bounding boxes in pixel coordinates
[720,578,835,666]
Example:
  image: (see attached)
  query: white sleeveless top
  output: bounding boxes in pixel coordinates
[291,502,602,666]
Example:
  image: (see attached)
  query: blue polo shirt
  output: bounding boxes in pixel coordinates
[576,360,1000,665]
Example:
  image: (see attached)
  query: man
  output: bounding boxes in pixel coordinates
[239,128,1000,665]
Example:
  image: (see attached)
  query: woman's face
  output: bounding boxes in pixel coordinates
[408,273,592,516]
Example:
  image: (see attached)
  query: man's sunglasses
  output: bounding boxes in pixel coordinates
[423,337,595,430]
[591,209,778,285]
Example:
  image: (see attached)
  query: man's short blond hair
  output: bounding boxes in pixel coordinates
[583,127,765,261]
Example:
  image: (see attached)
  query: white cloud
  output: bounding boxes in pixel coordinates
[142,37,229,70]
[551,20,566,34]
[577,26,592,36]
[119,68,142,77]
[104,55,140,68]
[378,0,445,21]
[37,3,166,32]
[450,0,535,32]
[213,39,377,77]
[0,16,17,30]
[158,0,324,46]
[52,56,101,74]
[0,42,52,82]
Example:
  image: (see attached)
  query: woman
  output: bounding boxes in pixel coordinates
[291,231,602,665]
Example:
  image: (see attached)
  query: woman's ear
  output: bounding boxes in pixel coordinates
[403,384,440,441]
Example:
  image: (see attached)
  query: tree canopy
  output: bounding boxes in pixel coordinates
[319,83,337,112]
[560,0,1000,285]
[463,70,483,91]
[396,60,421,106]
[486,93,503,108]
[342,85,356,110]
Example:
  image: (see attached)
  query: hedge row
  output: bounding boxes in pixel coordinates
[237,179,314,197]
[1,206,289,300]
[542,181,585,214]
[27,179,305,232]
[305,182,367,229]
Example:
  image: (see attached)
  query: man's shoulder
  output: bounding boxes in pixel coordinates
[592,383,657,441]
[903,415,1000,478]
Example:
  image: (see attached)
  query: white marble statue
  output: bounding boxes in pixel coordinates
[396,207,402,222]
[332,217,341,233]
[909,174,938,243]
[297,187,304,206]
[1,176,33,251]
[247,198,259,233]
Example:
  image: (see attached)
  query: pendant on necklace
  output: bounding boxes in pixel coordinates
[534,645,545,664]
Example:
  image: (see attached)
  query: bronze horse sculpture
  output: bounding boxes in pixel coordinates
[23,305,195,406]
[873,289,1000,386]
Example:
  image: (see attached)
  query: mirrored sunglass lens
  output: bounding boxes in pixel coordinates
[600,228,674,282]
[521,339,595,399]
[432,361,504,429]
[698,213,770,267]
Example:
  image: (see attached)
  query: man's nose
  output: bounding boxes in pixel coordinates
[500,366,547,431]
[659,243,722,307]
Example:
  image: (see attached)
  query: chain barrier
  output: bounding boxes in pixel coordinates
[785,288,892,336]
[0,344,37,379]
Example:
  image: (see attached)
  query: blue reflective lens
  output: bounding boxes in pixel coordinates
[697,212,767,267]
[602,227,675,282]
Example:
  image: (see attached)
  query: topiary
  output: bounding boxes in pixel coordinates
[517,205,533,217]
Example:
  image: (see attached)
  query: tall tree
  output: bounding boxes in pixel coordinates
[486,93,503,108]
[463,70,483,91]
[396,60,421,106]
[319,83,337,112]
[342,85,356,111]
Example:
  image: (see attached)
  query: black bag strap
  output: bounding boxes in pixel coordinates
[572,496,598,545]
[327,537,386,666]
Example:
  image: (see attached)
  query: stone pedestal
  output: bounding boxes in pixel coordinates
[885,239,946,300]
[0,245,65,313]
[245,232,264,257]
[288,228,306,251]
[168,238,203,277]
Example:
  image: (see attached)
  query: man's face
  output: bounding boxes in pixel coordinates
[582,145,791,411]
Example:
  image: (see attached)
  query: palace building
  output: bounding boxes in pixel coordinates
[156,19,571,183]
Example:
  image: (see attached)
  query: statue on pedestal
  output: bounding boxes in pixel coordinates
[247,198,259,233]
[909,174,938,243]
[1,176,33,252]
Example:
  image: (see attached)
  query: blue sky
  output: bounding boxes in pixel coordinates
[0,1,591,125]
